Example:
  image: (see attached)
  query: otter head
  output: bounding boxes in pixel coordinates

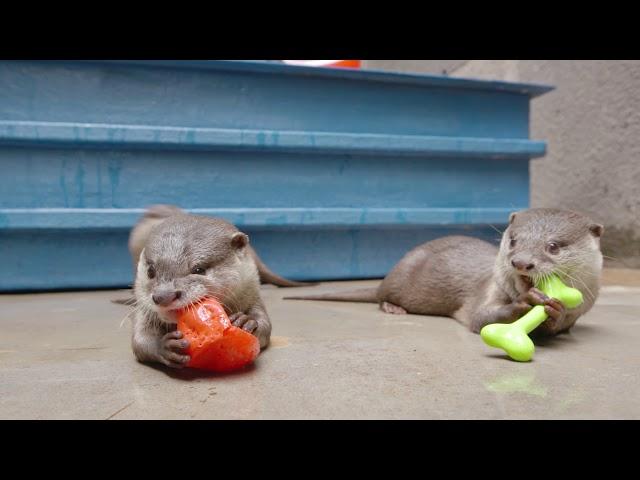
[134,215,254,324]
[498,208,604,288]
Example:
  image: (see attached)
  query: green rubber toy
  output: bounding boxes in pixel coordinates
[480,274,583,362]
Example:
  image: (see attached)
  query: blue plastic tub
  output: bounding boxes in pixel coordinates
[0,60,552,291]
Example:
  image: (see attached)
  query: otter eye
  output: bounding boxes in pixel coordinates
[147,266,156,279]
[191,266,206,275]
[547,242,560,254]
[509,238,517,248]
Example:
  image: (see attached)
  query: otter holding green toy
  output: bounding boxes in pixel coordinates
[480,274,583,361]
[285,208,604,355]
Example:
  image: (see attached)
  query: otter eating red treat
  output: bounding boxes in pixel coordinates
[177,297,260,372]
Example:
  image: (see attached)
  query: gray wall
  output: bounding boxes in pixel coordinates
[364,60,640,268]
[363,60,467,75]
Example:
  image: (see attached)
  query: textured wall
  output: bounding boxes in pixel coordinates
[452,60,640,267]
[363,60,640,267]
[363,60,467,75]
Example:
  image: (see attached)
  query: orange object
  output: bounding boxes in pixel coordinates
[282,60,361,69]
[177,297,260,372]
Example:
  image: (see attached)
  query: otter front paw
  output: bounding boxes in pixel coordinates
[229,312,258,333]
[536,298,567,336]
[509,300,535,319]
[229,312,270,349]
[469,301,532,334]
[158,331,191,368]
[469,319,486,334]
[505,287,553,322]
[517,287,548,308]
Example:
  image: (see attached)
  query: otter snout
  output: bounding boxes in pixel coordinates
[511,259,535,272]
[152,289,183,307]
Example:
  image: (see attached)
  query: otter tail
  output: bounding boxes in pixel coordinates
[130,205,314,288]
[283,287,379,303]
[129,204,186,272]
[249,247,318,288]
[141,204,186,220]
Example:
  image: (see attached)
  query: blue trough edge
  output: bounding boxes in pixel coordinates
[0,208,520,230]
[75,60,555,98]
[0,121,546,158]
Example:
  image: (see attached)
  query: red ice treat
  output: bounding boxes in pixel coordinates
[176,297,260,372]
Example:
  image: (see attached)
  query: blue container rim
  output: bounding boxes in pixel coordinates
[26,60,554,98]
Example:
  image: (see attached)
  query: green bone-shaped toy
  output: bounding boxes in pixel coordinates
[480,274,583,362]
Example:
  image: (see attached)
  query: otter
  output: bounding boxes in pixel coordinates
[285,208,604,336]
[130,209,286,368]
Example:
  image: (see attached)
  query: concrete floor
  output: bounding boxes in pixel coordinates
[1,269,639,419]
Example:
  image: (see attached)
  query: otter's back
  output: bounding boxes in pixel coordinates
[378,236,498,315]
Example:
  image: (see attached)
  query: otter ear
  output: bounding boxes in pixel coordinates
[509,212,518,225]
[589,224,604,238]
[231,232,249,249]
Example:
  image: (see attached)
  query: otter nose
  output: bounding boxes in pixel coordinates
[511,260,535,271]
[152,290,182,306]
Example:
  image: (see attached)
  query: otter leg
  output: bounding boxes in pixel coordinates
[131,313,190,368]
[467,302,533,334]
[462,283,534,334]
[229,300,272,350]
[380,301,408,315]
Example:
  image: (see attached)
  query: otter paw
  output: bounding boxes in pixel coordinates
[469,319,486,334]
[508,300,534,321]
[158,330,190,368]
[380,301,407,315]
[537,298,567,335]
[517,287,549,307]
[252,322,271,349]
[229,312,269,348]
[229,312,259,334]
